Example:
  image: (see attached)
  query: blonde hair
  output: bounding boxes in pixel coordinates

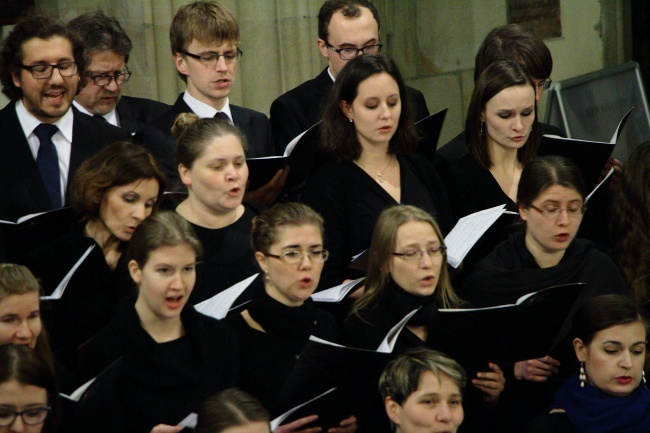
[352,205,461,316]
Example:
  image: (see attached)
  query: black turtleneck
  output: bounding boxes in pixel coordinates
[225,287,339,411]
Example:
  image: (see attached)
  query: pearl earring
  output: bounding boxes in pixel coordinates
[579,362,586,388]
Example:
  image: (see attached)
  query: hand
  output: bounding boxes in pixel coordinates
[514,356,560,382]
[603,156,622,190]
[472,363,505,407]
[244,166,290,207]
[149,425,183,433]
[328,415,357,433]
[274,415,322,433]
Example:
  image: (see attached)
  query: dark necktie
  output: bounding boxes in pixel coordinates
[34,123,62,209]
[93,114,107,122]
[214,111,229,122]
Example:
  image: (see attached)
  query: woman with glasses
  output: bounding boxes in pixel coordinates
[342,205,504,432]
[172,113,262,304]
[461,155,628,432]
[0,344,60,433]
[301,54,453,290]
[24,141,165,377]
[525,295,650,433]
[226,203,356,433]
[77,211,238,433]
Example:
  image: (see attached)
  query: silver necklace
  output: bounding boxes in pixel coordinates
[358,155,393,183]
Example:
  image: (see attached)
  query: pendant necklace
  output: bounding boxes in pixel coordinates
[358,155,393,183]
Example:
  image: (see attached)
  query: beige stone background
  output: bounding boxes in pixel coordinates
[2,0,633,146]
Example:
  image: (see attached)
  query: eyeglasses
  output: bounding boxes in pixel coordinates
[325,41,382,60]
[0,406,51,427]
[392,246,447,261]
[535,78,553,91]
[265,249,330,265]
[528,203,586,219]
[89,69,132,87]
[180,49,243,67]
[17,61,78,79]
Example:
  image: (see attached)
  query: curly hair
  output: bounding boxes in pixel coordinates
[611,142,650,303]
[0,14,86,100]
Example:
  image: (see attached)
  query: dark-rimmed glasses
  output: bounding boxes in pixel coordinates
[265,249,330,265]
[17,61,78,79]
[535,78,553,91]
[528,203,586,219]
[325,41,382,60]
[392,246,447,261]
[0,406,51,427]
[89,69,132,87]
[180,49,243,67]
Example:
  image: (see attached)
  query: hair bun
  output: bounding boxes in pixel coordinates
[171,112,200,139]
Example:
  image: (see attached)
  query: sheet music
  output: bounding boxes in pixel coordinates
[194,273,259,319]
[609,107,634,144]
[444,205,506,268]
[41,245,95,300]
[585,167,614,203]
[270,388,337,431]
[59,377,96,402]
[377,309,419,353]
[311,277,365,303]
[177,413,198,429]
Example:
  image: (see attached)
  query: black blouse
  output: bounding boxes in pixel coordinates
[302,153,453,289]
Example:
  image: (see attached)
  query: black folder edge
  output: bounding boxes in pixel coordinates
[415,107,447,161]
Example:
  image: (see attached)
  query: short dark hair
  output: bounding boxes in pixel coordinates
[320,53,417,161]
[474,24,553,82]
[317,0,380,41]
[572,294,649,347]
[0,344,61,433]
[128,211,203,269]
[0,14,86,101]
[70,141,167,221]
[195,388,270,433]
[170,1,239,82]
[68,11,133,63]
[466,60,538,169]
[517,155,587,208]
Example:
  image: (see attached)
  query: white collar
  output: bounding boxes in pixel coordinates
[182,91,233,122]
[16,99,74,142]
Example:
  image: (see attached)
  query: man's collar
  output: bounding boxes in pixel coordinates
[16,99,74,142]
[182,91,232,122]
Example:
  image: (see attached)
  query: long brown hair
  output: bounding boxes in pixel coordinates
[612,142,650,303]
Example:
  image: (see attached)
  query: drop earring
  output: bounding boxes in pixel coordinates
[349,118,353,123]
[643,370,646,384]
[480,121,485,136]
[264,271,270,283]
[579,362,586,388]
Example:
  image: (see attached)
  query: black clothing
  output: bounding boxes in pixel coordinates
[23,224,132,374]
[187,204,261,304]
[270,67,430,153]
[78,301,239,433]
[136,94,275,185]
[434,122,566,178]
[461,233,629,432]
[225,283,338,413]
[0,104,129,221]
[525,413,578,433]
[115,95,171,134]
[301,153,453,289]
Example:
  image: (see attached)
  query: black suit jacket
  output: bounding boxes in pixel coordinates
[270,67,430,153]
[115,95,170,134]
[0,103,130,221]
[136,93,275,184]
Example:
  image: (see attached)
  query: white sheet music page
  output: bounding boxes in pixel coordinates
[194,273,259,319]
[444,204,506,268]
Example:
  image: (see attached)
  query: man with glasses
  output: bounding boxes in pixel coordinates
[138,1,275,186]
[69,11,170,134]
[0,15,128,221]
[270,0,430,153]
